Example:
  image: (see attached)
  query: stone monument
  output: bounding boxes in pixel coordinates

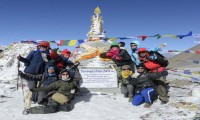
[77,7,118,88]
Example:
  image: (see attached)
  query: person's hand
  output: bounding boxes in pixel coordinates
[17,54,21,60]
[106,52,113,57]
[115,56,122,61]
[131,73,140,78]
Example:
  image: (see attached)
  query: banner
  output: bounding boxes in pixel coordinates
[79,67,118,88]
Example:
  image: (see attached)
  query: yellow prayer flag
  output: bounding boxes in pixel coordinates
[69,40,77,46]
[108,38,117,41]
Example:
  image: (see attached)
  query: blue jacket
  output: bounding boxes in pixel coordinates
[20,50,49,75]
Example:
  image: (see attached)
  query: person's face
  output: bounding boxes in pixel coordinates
[137,67,145,73]
[39,46,48,51]
[131,44,137,49]
[111,46,119,50]
[61,72,70,79]
[48,69,55,74]
[139,51,147,58]
[122,68,131,71]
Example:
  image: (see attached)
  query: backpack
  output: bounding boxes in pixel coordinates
[148,51,169,67]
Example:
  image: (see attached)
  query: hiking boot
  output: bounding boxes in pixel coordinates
[124,92,129,98]
[59,103,73,112]
[161,101,168,104]
[22,109,30,115]
[144,103,152,108]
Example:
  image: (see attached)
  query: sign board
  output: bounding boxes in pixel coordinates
[79,67,118,88]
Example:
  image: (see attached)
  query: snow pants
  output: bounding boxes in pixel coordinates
[26,80,38,103]
[132,87,157,106]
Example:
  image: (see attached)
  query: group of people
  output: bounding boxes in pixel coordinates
[17,41,81,114]
[17,40,169,115]
[100,40,169,108]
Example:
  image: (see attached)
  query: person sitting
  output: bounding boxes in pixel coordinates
[23,69,76,114]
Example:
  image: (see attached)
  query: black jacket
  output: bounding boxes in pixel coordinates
[130,72,162,93]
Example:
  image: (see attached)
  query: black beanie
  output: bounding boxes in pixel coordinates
[136,63,146,69]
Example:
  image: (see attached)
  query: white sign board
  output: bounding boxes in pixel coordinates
[79,67,118,88]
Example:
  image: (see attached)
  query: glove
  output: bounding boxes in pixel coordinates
[115,56,122,61]
[106,52,113,57]
[17,54,21,60]
[131,73,140,78]
[29,88,37,92]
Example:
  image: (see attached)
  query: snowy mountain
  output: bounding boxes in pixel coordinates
[0,45,6,50]
[0,43,200,120]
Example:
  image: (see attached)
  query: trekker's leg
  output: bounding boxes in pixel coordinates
[127,84,134,102]
[121,84,128,98]
[140,88,156,103]
[29,99,59,114]
[37,91,47,105]
[155,77,169,104]
[26,80,37,103]
[132,94,144,106]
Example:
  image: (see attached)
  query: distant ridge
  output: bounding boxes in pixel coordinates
[168,43,200,68]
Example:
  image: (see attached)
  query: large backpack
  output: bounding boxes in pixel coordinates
[148,51,169,67]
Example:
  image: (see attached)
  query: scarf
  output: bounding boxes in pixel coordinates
[121,71,132,78]
[109,48,120,58]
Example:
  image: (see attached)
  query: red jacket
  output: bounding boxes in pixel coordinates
[139,54,165,73]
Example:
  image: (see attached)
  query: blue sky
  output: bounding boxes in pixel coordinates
[0,0,200,52]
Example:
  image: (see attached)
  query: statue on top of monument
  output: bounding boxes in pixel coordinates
[87,6,106,41]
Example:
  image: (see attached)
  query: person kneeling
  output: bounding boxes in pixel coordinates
[130,64,159,108]
[24,69,76,114]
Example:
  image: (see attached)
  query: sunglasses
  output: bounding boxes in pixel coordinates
[122,68,131,71]
[62,74,69,76]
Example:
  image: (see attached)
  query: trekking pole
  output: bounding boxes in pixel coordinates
[17,59,20,90]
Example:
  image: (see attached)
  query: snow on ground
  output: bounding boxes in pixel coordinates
[0,43,200,120]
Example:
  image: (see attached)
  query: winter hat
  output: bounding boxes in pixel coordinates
[136,63,146,69]
[59,69,71,81]
[48,66,55,70]
[138,48,148,53]
[110,42,119,48]
[38,41,51,49]
[118,42,125,47]
[121,65,131,70]
[61,49,71,55]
